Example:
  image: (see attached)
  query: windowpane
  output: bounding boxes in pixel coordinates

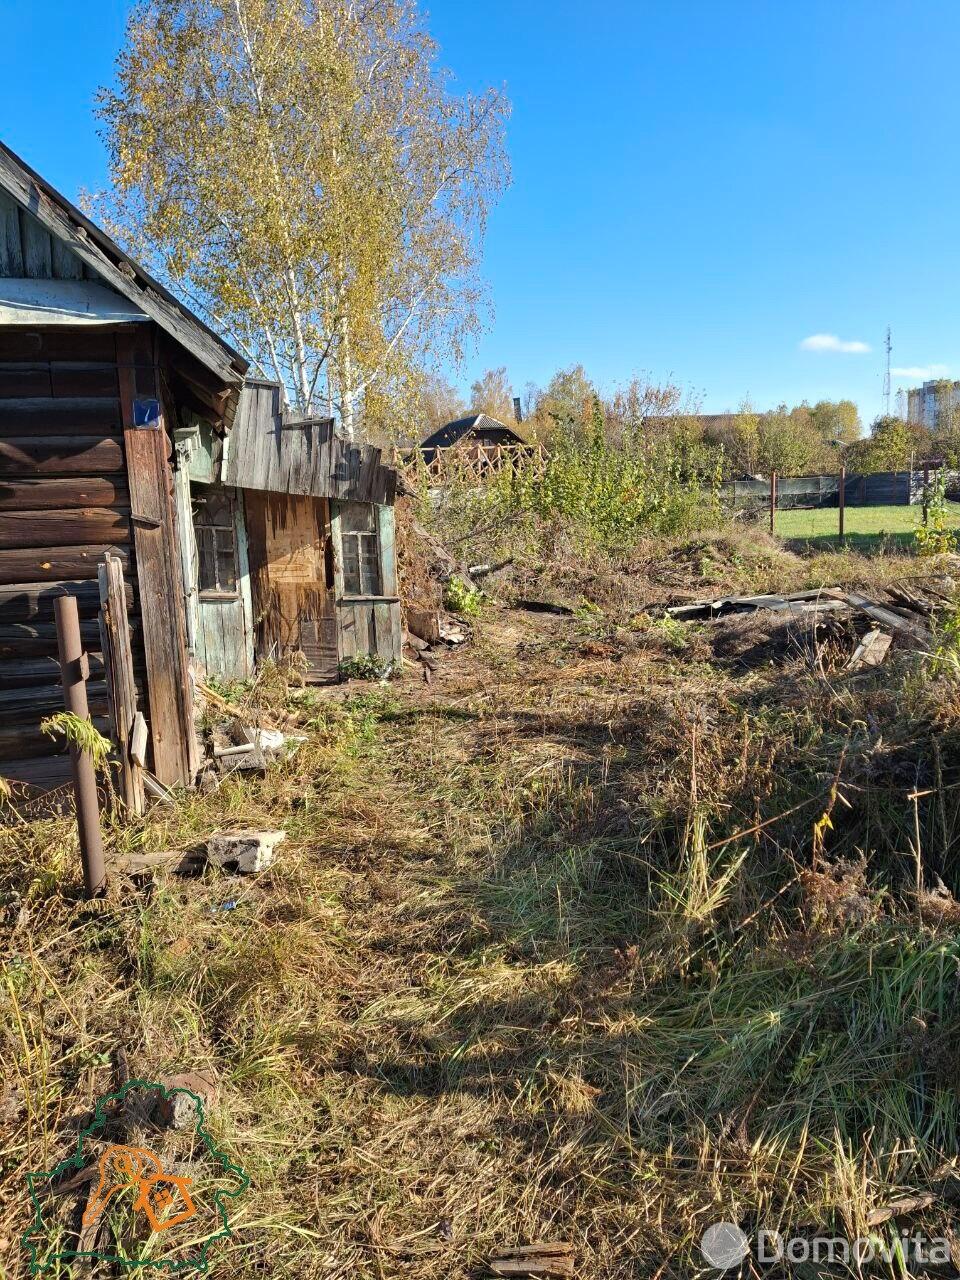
[342,535,362,594]
[340,502,376,534]
[197,528,217,593]
[215,532,238,593]
[195,487,240,596]
[359,534,381,595]
[340,524,382,596]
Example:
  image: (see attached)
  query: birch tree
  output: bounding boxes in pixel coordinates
[95,0,509,436]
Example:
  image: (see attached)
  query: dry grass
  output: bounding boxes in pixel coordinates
[4,532,960,1277]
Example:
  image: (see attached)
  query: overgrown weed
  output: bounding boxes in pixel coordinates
[5,536,960,1276]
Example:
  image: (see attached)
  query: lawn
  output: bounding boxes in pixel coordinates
[773,499,960,549]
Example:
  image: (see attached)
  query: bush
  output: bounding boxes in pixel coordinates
[409,406,727,555]
[443,575,484,616]
[338,654,397,681]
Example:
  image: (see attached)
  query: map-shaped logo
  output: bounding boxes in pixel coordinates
[22,1077,249,1274]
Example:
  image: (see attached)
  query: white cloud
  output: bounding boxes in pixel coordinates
[891,364,950,380]
[800,333,871,354]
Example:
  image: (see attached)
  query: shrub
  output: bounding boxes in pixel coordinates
[443,575,484,616]
[916,471,957,557]
[338,654,397,681]
[409,414,727,555]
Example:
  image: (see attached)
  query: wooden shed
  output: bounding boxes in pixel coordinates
[0,140,401,796]
[176,378,401,684]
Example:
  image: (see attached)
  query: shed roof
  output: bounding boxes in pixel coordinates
[0,139,247,388]
[0,278,149,326]
[421,412,529,450]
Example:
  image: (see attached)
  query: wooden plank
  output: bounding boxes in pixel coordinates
[829,590,932,643]
[0,718,110,764]
[0,619,102,656]
[0,145,244,386]
[337,603,357,659]
[0,397,123,434]
[117,333,194,785]
[19,208,52,277]
[0,545,128,584]
[51,365,119,398]
[0,188,23,274]
[51,236,84,280]
[0,508,129,549]
[299,616,338,683]
[130,712,148,768]
[0,654,105,687]
[0,331,116,362]
[377,504,398,596]
[0,680,108,715]
[0,436,124,474]
[0,366,52,397]
[99,552,145,814]
[0,754,73,792]
[0,476,128,511]
[0,579,132,623]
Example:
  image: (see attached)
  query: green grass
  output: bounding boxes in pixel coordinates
[773,500,960,550]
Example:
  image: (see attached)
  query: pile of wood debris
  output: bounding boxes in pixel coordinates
[666,576,956,672]
[404,607,469,682]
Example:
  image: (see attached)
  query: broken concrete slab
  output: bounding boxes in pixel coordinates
[207,829,286,874]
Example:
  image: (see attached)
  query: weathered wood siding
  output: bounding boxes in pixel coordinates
[225,380,397,504]
[0,324,198,793]
[0,326,142,792]
[243,490,338,682]
[116,330,196,784]
[0,146,245,386]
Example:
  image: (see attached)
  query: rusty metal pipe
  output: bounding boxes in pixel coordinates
[54,594,106,897]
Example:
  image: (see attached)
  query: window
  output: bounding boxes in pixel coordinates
[194,489,239,596]
[339,502,382,595]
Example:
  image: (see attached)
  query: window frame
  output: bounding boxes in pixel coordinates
[338,503,383,597]
[194,489,241,600]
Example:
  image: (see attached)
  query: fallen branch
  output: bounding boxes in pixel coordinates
[468,557,514,578]
[488,1243,575,1279]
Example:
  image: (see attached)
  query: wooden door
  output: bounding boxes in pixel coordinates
[191,484,254,680]
[243,490,338,682]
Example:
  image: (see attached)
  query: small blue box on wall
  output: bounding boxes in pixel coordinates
[134,398,161,429]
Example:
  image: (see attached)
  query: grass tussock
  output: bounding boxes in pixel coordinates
[4,523,960,1276]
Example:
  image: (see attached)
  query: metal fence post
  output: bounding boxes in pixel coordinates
[769,471,777,535]
[54,593,107,898]
[838,465,845,542]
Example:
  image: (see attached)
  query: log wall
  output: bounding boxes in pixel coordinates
[0,326,146,792]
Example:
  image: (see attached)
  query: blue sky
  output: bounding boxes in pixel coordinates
[1,1,959,425]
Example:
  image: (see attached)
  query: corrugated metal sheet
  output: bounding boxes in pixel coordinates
[724,470,918,508]
[0,278,149,325]
[224,380,397,504]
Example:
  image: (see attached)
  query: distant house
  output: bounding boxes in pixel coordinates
[420,412,530,465]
